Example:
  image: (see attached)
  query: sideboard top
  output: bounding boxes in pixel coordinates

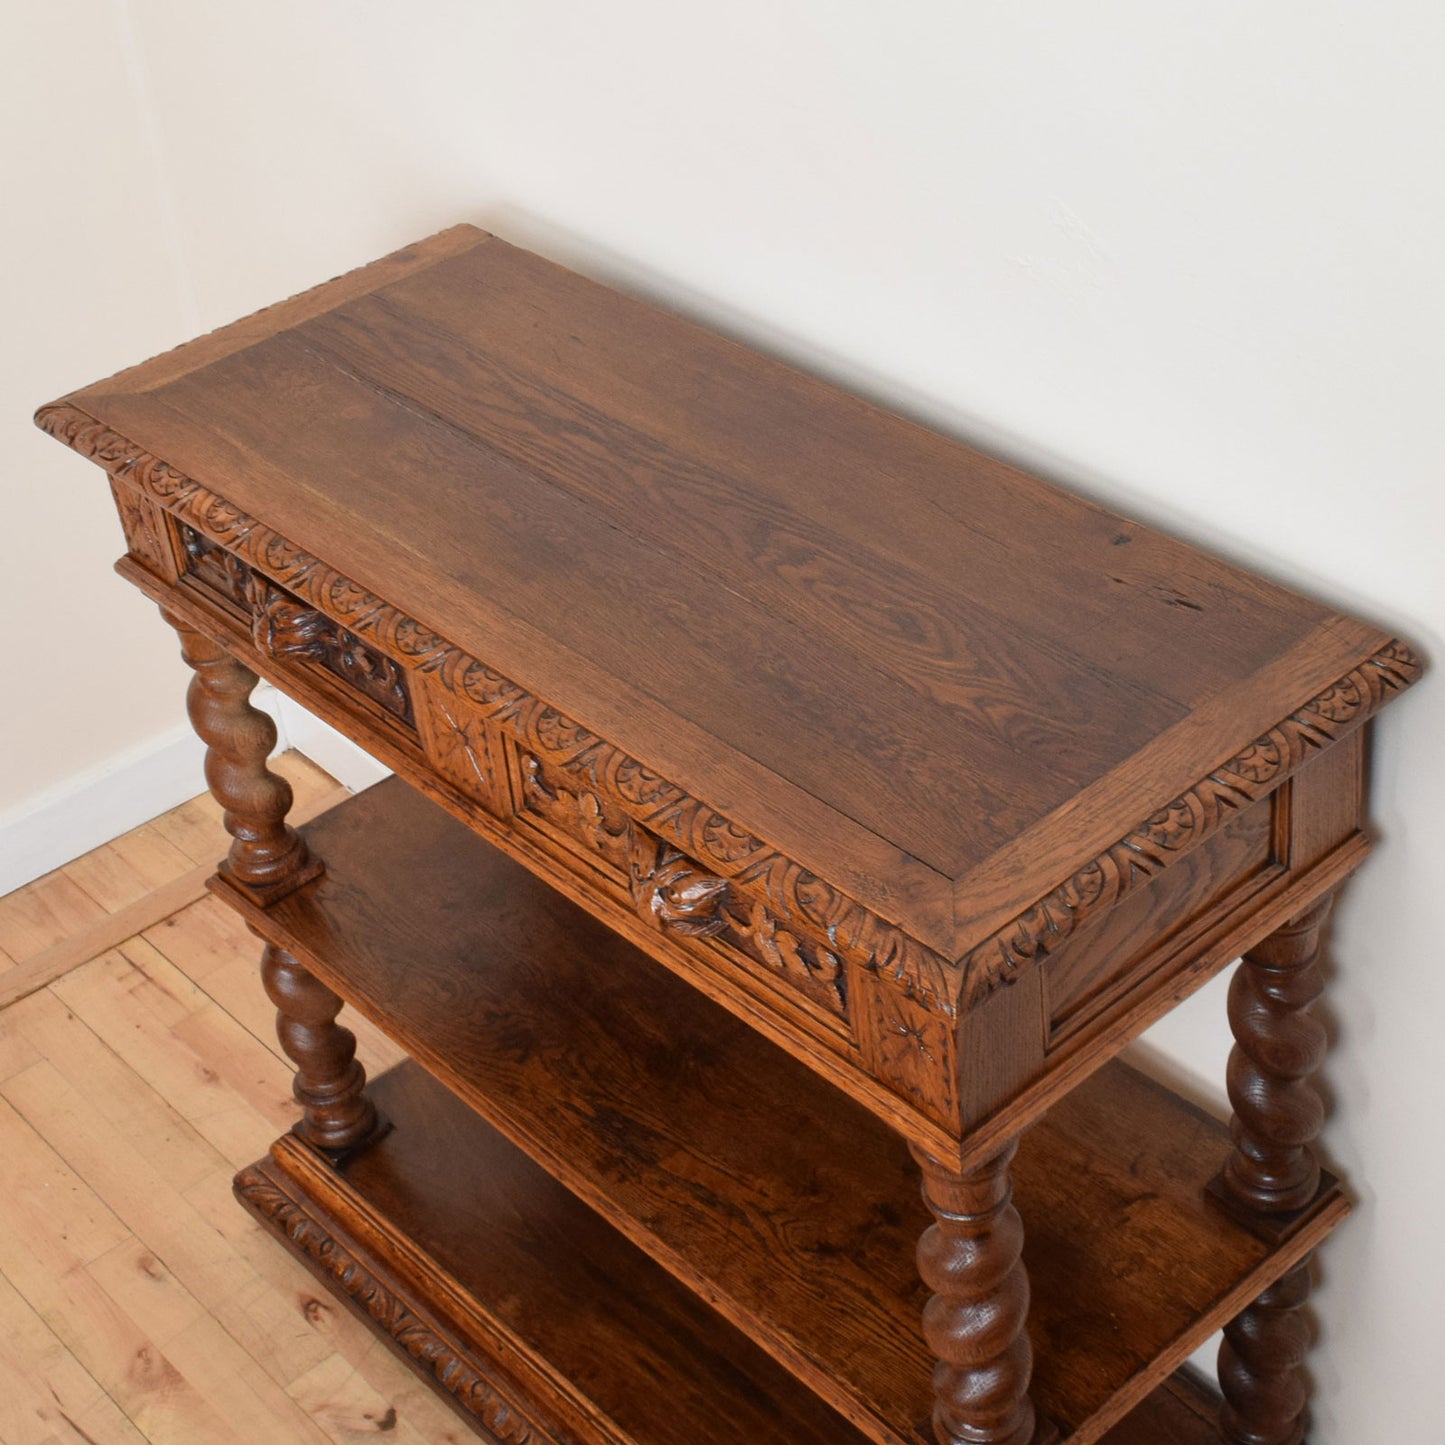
[39,224,1417,969]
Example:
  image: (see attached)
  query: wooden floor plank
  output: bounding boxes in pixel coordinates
[87,1238,336,1445]
[286,1351,467,1445]
[50,947,285,1170]
[0,1095,245,1445]
[0,1009,44,1084]
[0,870,106,969]
[7,986,241,1206]
[62,824,197,916]
[1,1048,364,1418]
[0,759,479,1444]
[0,1266,147,1445]
[1,785,350,1013]
[147,794,227,868]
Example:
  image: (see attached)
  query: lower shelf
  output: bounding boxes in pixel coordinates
[238,1063,1228,1445]
[223,779,1348,1444]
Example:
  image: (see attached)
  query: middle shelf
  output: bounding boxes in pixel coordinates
[219,777,1347,1445]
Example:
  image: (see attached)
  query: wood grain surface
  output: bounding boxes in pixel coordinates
[244,1061,1232,1445]
[222,779,1346,1445]
[43,224,1414,959]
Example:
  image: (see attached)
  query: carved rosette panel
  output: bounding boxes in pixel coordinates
[38,403,1424,1025]
[871,994,956,1117]
[235,1164,546,1443]
[414,680,508,818]
[108,473,175,577]
[177,521,415,729]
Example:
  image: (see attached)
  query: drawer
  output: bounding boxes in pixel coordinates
[161,515,853,1040]
[176,522,417,733]
[510,741,851,1028]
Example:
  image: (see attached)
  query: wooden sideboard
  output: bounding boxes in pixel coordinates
[38,224,1421,1445]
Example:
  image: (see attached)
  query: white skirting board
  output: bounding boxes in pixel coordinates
[0,684,390,897]
[271,691,392,796]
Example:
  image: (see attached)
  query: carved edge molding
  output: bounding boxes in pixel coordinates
[956,640,1422,1007]
[235,1163,548,1443]
[39,401,957,1013]
[39,402,1424,1019]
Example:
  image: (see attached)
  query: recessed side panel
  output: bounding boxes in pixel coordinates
[1043,793,1280,1050]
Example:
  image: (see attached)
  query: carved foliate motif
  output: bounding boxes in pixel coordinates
[520,750,849,1015]
[245,573,414,726]
[521,753,632,870]
[626,830,729,939]
[182,524,250,609]
[248,576,332,658]
[176,521,416,728]
[956,639,1423,1007]
[235,1165,543,1442]
[718,893,847,1017]
[40,403,1424,1020]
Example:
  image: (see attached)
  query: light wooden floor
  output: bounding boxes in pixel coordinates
[0,755,474,1445]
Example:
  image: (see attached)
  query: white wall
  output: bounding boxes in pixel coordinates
[6,3,1441,1438]
[0,4,200,860]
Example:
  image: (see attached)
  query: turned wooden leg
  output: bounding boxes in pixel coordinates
[1216,896,1332,1444]
[910,1141,1037,1445]
[1222,895,1331,1214]
[162,607,322,904]
[1218,1257,1314,1445]
[261,940,378,1153]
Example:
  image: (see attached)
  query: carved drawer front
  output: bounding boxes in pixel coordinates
[512,745,850,1030]
[177,523,416,732]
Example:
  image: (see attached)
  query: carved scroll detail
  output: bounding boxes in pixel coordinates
[720,892,847,1016]
[40,402,1423,1021]
[179,522,415,728]
[627,829,729,938]
[522,750,847,1014]
[521,753,633,870]
[235,1165,544,1442]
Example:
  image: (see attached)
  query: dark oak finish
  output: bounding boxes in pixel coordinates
[1217,1257,1315,1445]
[259,937,378,1154]
[38,227,1417,968]
[40,225,1423,1444]
[161,606,322,904]
[910,1141,1040,1445]
[225,780,1347,1445]
[239,1063,876,1445]
[238,1062,1227,1445]
[1223,898,1332,1216]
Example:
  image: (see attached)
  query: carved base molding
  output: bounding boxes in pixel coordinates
[235,1061,873,1445]
[236,1145,552,1445]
